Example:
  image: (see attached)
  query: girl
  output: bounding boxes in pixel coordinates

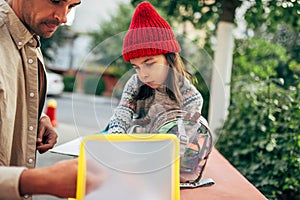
[108,1,203,133]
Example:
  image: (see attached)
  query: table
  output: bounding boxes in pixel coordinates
[180,148,267,199]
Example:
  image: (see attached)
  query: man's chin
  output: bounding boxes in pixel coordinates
[40,31,56,38]
[37,27,58,38]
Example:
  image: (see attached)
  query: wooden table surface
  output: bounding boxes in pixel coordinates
[180,148,267,200]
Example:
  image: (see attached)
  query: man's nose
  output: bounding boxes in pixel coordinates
[54,7,68,24]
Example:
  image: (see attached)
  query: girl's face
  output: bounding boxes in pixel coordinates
[130,55,169,89]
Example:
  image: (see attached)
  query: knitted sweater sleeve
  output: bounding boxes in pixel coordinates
[180,78,203,113]
[108,75,139,133]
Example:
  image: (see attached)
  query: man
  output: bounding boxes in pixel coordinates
[0,0,103,199]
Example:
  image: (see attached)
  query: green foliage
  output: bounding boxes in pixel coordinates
[41,25,75,62]
[83,75,106,96]
[244,1,300,65]
[63,74,76,92]
[216,37,300,199]
[89,3,133,48]
[234,37,288,78]
[88,3,134,77]
[216,75,300,199]
[132,0,223,29]
[142,0,299,65]
[233,37,299,88]
[244,0,300,34]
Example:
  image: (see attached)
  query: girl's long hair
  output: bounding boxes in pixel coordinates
[135,53,192,103]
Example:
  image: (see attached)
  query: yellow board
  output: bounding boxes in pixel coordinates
[75,134,180,200]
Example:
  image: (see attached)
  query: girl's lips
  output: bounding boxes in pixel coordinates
[146,82,161,88]
[145,82,154,86]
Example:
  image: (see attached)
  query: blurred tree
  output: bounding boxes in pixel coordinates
[40,25,74,63]
[88,3,134,74]
[244,1,299,34]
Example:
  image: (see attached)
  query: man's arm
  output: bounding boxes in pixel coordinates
[19,158,104,198]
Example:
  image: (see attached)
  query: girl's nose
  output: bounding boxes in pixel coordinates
[141,70,149,80]
[143,73,149,78]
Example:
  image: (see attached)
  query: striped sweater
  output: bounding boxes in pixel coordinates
[108,74,203,133]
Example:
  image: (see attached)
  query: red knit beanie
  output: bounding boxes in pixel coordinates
[122,1,181,62]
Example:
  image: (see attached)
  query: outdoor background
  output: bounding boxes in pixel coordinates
[41,0,299,199]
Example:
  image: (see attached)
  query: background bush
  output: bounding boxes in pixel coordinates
[216,37,300,199]
[216,75,300,199]
[83,75,106,96]
[63,74,76,92]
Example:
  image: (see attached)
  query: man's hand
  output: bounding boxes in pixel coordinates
[36,115,58,154]
[19,159,105,198]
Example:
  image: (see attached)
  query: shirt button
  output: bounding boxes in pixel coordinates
[28,59,34,64]
[18,41,22,46]
[29,92,35,97]
[23,194,30,199]
[28,126,34,131]
[28,158,34,164]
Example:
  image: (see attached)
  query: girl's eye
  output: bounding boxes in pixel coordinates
[133,66,140,70]
[144,62,154,67]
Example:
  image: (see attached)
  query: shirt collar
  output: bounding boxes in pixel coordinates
[0,0,38,49]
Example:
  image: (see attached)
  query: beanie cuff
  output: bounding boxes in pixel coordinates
[123,40,180,62]
[122,27,181,62]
